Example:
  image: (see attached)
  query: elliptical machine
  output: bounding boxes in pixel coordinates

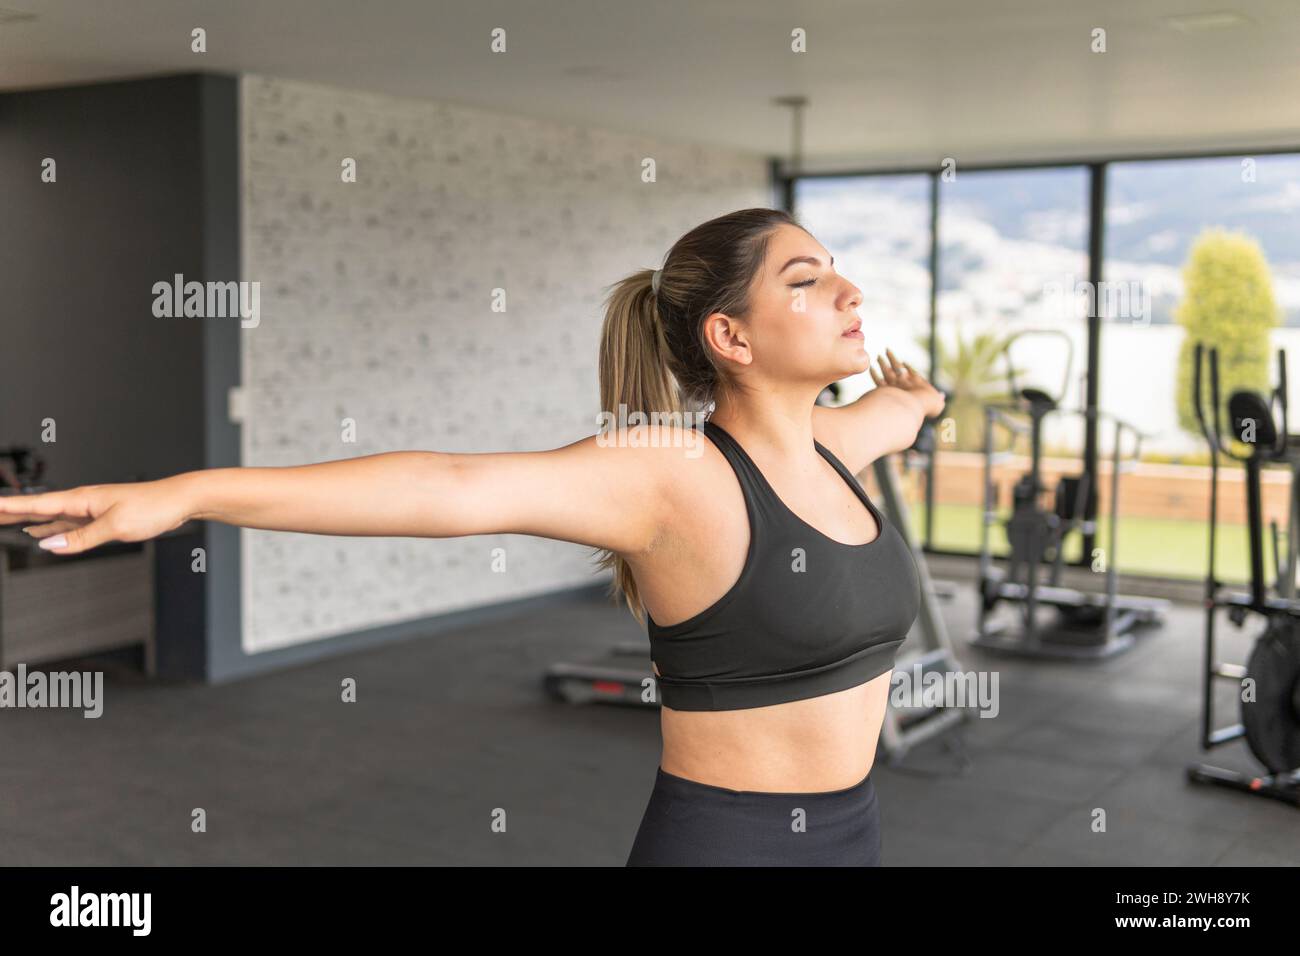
[974,329,1169,658]
[1187,342,1300,806]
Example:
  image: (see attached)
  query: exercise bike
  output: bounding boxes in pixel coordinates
[974,329,1169,659]
[1187,342,1300,806]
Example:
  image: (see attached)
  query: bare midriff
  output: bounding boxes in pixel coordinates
[655,668,892,793]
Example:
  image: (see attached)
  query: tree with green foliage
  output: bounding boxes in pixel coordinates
[1174,229,1281,445]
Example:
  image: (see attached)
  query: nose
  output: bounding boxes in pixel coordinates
[841,276,863,311]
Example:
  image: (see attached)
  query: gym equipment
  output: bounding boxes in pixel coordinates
[974,329,1169,659]
[543,641,654,707]
[544,411,973,761]
[873,415,973,763]
[1186,342,1300,806]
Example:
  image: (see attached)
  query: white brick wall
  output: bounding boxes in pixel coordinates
[238,73,771,652]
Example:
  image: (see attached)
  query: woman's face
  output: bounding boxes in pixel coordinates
[706,223,869,391]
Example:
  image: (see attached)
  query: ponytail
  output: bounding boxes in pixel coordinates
[592,269,685,624]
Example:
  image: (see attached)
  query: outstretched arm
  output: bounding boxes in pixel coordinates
[814,349,946,475]
[0,428,682,558]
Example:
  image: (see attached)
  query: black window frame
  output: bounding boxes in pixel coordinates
[777,145,1300,576]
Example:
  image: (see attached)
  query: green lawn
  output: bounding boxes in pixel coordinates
[908,501,1268,587]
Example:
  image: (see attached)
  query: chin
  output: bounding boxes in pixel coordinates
[819,358,868,386]
[844,347,872,374]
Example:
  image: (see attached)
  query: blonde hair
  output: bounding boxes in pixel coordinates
[592,207,806,623]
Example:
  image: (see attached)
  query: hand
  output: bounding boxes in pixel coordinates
[869,348,946,419]
[0,477,194,555]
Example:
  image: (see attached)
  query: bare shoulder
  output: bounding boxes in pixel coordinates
[582,422,714,480]
[616,421,731,543]
[612,421,721,504]
[449,422,712,557]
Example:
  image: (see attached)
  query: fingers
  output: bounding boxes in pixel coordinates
[22,519,85,539]
[0,504,64,525]
[0,490,90,524]
[871,349,929,389]
[0,487,120,556]
[36,516,119,555]
[0,512,45,526]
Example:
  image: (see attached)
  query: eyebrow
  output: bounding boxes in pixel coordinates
[778,254,833,275]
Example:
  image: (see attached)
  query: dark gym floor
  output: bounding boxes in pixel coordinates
[1,571,1296,866]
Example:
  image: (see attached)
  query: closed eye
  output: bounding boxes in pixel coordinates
[791,277,817,288]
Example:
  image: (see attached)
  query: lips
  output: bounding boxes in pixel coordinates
[842,320,862,337]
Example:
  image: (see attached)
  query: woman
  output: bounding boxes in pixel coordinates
[0,207,944,866]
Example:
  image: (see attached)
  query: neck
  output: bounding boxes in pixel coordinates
[709,384,828,463]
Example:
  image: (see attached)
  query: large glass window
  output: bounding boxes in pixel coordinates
[795,175,933,540]
[795,175,932,399]
[791,151,1300,585]
[1104,154,1300,582]
[932,166,1091,556]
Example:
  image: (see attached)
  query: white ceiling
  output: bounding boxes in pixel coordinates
[2,0,1298,171]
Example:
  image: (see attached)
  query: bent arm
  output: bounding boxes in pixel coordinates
[816,350,946,474]
[814,386,927,475]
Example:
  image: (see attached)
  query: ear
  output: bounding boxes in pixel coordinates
[702,311,752,368]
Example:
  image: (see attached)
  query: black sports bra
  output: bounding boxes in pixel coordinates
[646,418,921,711]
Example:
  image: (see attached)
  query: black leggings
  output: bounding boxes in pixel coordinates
[626,764,882,866]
